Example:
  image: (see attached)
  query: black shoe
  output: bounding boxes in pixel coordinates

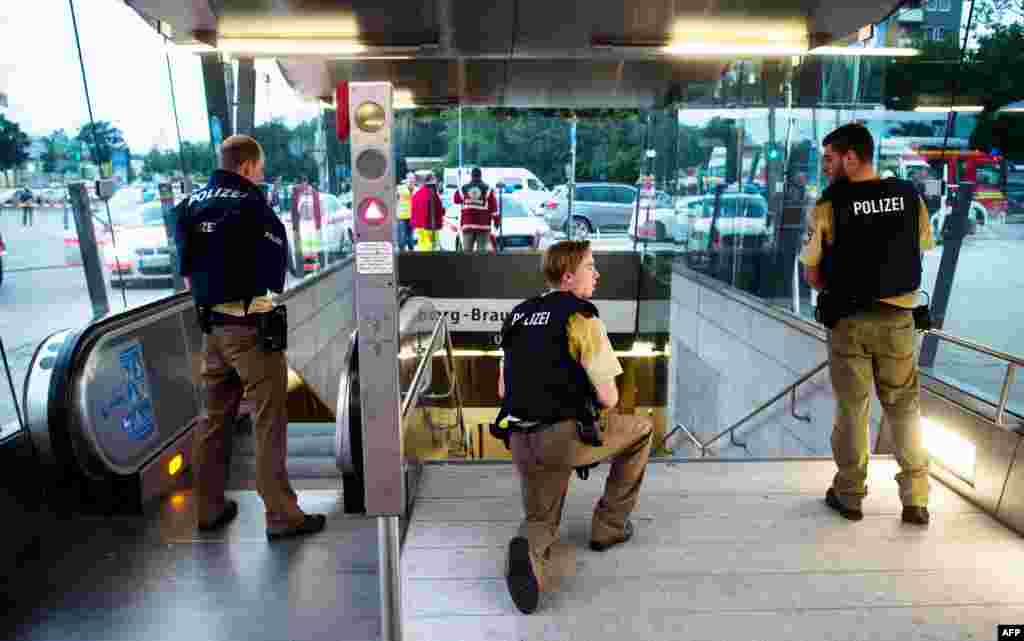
[590,520,634,552]
[266,514,327,541]
[902,506,930,525]
[825,488,863,521]
[506,537,540,615]
[198,500,239,532]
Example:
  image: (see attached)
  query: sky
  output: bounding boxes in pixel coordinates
[0,0,321,153]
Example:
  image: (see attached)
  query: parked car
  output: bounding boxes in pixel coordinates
[544,183,675,239]
[628,190,684,243]
[104,203,175,288]
[684,193,774,269]
[440,194,551,252]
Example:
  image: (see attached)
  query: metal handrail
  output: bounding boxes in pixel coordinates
[926,329,1024,368]
[661,360,829,457]
[924,328,1021,426]
[399,316,466,446]
[663,328,1024,456]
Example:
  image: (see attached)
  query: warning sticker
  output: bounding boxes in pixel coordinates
[356,241,394,275]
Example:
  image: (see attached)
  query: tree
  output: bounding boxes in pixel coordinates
[975,0,1024,27]
[0,114,31,184]
[77,121,127,176]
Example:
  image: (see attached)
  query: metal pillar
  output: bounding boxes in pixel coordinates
[378,516,402,641]
[159,182,186,292]
[921,182,975,368]
[68,182,109,318]
[235,57,256,136]
[567,115,577,240]
[200,53,233,151]
[348,82,404,639]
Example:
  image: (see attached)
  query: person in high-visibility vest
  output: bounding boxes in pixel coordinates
[396,172,416,251]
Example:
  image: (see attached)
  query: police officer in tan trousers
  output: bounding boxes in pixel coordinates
[801,123,933,525]
[176,134,326,540]
[493,240,653,613]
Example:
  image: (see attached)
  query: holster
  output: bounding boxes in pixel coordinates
[258,305,288,352]
[814,291,863,330]
[196,305,213,334]
[912,304,933,331]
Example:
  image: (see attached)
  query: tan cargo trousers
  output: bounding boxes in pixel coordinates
[195,325,306,530]
[829,306,930,510]
[511,413,652,586]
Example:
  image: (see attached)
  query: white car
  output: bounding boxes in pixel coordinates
[628,190,683,243]
[684,194,774,268]
[102,203,176,287]
[439,195,552,252]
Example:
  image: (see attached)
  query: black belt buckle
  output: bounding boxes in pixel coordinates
[259,305,288,352]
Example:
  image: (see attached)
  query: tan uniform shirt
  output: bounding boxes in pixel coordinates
[799,187,935,309]
[566,314,623,387]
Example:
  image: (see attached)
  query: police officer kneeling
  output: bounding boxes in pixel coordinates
[495,240,653,614]
[801,123,934,526]
[175,134,326,540]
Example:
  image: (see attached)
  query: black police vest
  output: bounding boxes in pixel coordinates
[820,177,921,301]
[174,170,288,309]
[499,291,599,424]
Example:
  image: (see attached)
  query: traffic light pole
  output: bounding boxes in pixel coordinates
[347,82,404,641]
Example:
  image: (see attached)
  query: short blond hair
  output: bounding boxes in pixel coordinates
[220,135,263,172]
[542,240,591,288]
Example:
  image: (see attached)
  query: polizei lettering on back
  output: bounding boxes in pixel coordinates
[852,196,906,216]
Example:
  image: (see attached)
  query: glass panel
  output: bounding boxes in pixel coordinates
[0,0,95,435]
[75,0,187,310]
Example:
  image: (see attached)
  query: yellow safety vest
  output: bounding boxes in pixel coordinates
[397,185,413,220]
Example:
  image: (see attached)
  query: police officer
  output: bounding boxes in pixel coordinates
[800,123,934,526]
[495,240,653,614]
[396,172,416,252]
[454,167,498,253]
[175,134,326,540]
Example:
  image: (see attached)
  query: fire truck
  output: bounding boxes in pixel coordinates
[879,137,1007,236]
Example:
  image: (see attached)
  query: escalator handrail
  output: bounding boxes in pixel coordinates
[400,315,447,421]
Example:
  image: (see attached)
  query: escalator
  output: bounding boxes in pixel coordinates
[16,287,439,516]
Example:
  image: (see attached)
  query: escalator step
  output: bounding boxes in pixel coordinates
[234,434,334,457]
[230,456,340,480]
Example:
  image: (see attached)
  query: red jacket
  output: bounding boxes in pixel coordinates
[411,185,444,230]
[454,181,498,231]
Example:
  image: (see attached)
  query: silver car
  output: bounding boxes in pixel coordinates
[544,182,641,239]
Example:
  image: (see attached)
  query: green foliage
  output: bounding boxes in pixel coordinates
[77,120,127,170]
[0,114,31,178]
